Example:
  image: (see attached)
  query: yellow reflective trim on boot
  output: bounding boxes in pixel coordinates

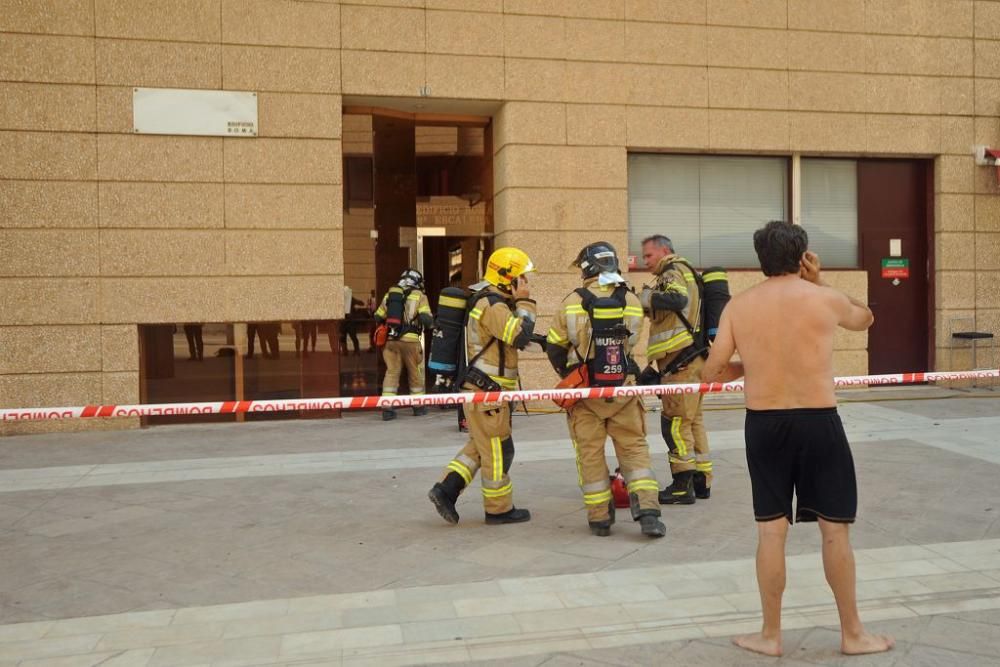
[482,483,513,498]
[583,490,613,505]
[447,461,473,484]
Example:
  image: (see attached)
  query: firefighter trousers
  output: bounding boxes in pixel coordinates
[658,355,712,485]
[440,397,515,515]
[567,397,660,523]
[381,340,424,396]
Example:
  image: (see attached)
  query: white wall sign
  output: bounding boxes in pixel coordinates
[133,88,258,137]
[890,238,902,257]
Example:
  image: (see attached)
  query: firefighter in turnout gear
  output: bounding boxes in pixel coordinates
[427,248,538,525]
[546,242,666,538]
[374,268,433,421]
[640,235,713,505]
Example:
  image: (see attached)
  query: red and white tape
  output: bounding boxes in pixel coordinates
[1,369,996,423]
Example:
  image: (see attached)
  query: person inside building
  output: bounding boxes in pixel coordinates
[640,235,713,505]
[427,247,538,525]
[545,242,666,538]
[702,220,891,658]
[373,269,434,421]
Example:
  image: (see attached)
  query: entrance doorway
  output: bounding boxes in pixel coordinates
[341,107,494,396]
[858,159,933,374]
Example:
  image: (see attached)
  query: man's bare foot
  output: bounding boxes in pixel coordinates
[842,632,895,655]
[732,633,783,657]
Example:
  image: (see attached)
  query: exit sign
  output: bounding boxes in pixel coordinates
[881,258,909,279]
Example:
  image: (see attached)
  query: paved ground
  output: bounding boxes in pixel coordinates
[1,388,998,666]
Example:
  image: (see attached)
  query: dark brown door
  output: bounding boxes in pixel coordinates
[858,160,932,374]
[373,114,416,299]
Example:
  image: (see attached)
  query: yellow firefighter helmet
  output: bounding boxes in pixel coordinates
[483,247,536,288]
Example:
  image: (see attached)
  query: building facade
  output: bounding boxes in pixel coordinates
[2,0,999,434]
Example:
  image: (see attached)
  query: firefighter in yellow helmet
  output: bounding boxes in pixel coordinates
[546,242,666,538]
[639,235,712,504]
[428,247,538,525]
[373,268,433,421]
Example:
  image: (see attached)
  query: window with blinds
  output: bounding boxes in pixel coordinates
[800,159,859,268]
[627,154,788,268]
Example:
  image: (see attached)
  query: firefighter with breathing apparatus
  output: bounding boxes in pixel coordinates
[373,268,433,421]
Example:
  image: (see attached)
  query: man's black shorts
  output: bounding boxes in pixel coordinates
[745,407,857,524]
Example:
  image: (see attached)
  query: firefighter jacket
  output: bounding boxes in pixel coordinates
[641,254,701,363]
[546,279,644,378]
[373,287,433,343]
[466,286,537,390]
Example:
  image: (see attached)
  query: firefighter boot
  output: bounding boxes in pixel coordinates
[638,512,667,538]
[589,499,616,537]
[485,507,531,524]
[382,409,397,422]
[428,472,464,524]
[659,470,696,505]
[693,471,711,499]
[412,406,428,417]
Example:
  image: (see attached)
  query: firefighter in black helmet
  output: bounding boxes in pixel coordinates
[373,269,433,421]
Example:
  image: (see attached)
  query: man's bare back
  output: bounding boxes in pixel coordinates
[704,252,873,408]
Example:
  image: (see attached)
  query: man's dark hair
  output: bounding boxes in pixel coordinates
[753,220,808,276]
[642,234,674,252]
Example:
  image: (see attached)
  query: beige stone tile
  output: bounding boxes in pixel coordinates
[223,138,340,184]
[503,14,565,59]
[222,0,339,48]
[0,181,97,229]
[866,115,940,155]
[0,83,95,132]
[102,325,139,372]
[974,77,1000,117]
[627,64,708,107]
[0,131,96,181]
[974,161,1000,195]
[941,37,975,76]
[99,135,222,183]
[494,229,625,273]
[788,0,864,32]
[100,230,226,277]
[975,195,1000,232]
[257,92,341,139]
[0,0,94,35]
[978,0,1000,38]
[0,34,94,84]
[708,67,788,110]
[565,18,625,62]
[495,145,626,190]
[977,232,1000,270]
[504,57,566,102]
[937,154,976,193]
[0,372,102,410]
[868,35,972,77]
[341,50,424,97]
[0,278,100,326]
[95,85,133,133]
[342,4,425,52]
[936,193,975,232]
[96,38,221,88]
[710,109,789,151]
[100,277,230,323]
[563,61,629,104]
[565,104,625,146]
[788,72,867,113]
[493,101,565,148]
[226,184,341,230]
[865,0,939,36]
[103,371,138,404]
[625,22,707,66]
[0,325,102,374]
[99,183,224,229]
[975,271,1000,309]
[833,349,867,376]
[341,0,422,6]
[940,116,974,155]
[708,0,785,28]
[223,45,340,94]
[96,0,221,42]
[626,0,706,23]
[626,106,710,149]
[866,75,941,115]
[939,76,974,116]
[426,9,502,56]
[0,229,99,277]
[935,270,977,309]
[426,54,504,100]
[494,188,627,234]
[505,0,623,19]
[936,232,976,270]
[977,39,1000,77]
[225,230,342,275]
[937,0,975,37]
[428,0,501,11]
[788,31,866,72]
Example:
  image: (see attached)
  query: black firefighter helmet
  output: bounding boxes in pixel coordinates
[572,241,620,280]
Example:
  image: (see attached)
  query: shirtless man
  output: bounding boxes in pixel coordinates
[703,220,894,658]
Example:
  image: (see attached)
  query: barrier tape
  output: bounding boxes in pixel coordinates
[1,369,996,423]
